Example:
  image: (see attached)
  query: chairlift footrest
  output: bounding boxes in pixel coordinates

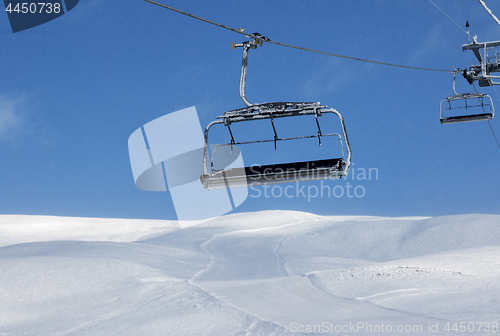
[440,113,494,124]
[201,158,345,190]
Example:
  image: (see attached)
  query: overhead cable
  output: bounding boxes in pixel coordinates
[144,0,449,72]
[428,0,469,35]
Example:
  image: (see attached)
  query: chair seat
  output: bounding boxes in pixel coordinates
[201,158,344,190]
[440,113,493,124]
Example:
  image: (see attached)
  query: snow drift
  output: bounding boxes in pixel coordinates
[1,211,499,335]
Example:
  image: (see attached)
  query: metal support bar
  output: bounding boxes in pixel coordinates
[483,44,488,77]
[233,34,270,107]
[212,132,342,147]
[314,109,323,146]
[270,112,278,150]
[234,38,260,107]
[478,75,500,79]
[209,133,344,173]
[452,70,458,95]
[239,43,253,106]
[227,124,235,154]
[463,39,500,52]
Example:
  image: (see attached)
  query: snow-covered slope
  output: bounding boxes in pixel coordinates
[1,211,499,335]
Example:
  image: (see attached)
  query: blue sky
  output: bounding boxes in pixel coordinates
[1,0,499,219]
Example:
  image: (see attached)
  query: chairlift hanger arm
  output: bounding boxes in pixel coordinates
[232,33,271,107]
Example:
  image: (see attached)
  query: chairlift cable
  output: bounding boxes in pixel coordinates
[488,86,500,150]
[487,120,500,150]
[265,40,449,72]
[144,0,449,72]
[428,0,469,35]
[143,0,250,38]
[473,83,500,151]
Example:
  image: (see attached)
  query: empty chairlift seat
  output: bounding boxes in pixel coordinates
[440,92,494,124]
[200,102,351,190]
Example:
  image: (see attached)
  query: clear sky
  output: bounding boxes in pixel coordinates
[1,0,499,219]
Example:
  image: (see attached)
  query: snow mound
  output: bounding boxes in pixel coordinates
[1,211,499,335]
[0,215,179,247]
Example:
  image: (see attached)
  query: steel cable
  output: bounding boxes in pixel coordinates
[144,0,449,72]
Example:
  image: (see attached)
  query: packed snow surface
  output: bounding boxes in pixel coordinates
[1,211,499,335]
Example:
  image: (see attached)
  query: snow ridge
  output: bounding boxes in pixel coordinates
[1,211,499,335]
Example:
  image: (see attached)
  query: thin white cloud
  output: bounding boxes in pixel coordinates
[302,58,373,98]
[0,95,25,138]
[408,23,445,67]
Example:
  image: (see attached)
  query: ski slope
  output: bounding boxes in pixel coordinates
[1,211,499,335]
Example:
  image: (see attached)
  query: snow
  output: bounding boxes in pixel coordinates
[1,211,499,335]
[0,215,179,247]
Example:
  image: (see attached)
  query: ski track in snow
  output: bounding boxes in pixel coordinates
[1,211,499,335]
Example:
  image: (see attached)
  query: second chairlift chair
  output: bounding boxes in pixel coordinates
[441,33,497,125]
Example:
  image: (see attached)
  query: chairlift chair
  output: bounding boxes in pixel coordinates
[200,33,351,190]
[440,69,494,124]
